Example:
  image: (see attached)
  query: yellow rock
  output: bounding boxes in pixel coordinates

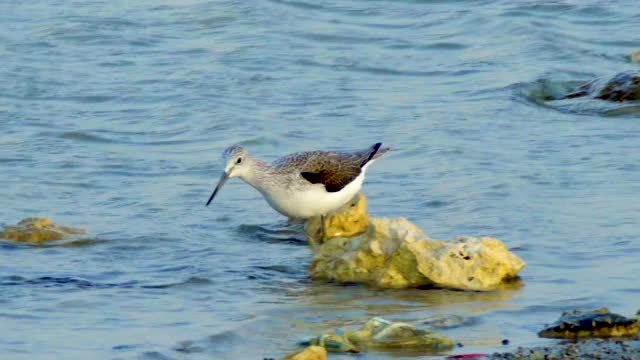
[281,346,327,360]
[632,50,640,63]
[1,218,86,243]
[307,195,525,291]
[305,193,370,246]
[346,317,392,344]
[411,236,526,290]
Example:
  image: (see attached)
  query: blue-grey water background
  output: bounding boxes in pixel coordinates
[2,0,640,359]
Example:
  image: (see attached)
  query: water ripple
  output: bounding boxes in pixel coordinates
[236,223,307,245]
[0,275,213,291]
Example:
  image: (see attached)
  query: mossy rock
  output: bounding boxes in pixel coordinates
[539,308,640,339]
[344,317,455,352]
[1,218,86,243]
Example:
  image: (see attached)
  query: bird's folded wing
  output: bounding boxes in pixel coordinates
[299,152,362,193]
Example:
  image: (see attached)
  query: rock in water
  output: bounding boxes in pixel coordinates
[411,235,525,290]
[489,339,640,359]
[308,334,359,353]
[564,71,640,102]
[344,317,455,352]
[538,308,640,339]
[281,346,327,360]
[306,194,525,291]
[305,193,370,246]
[632,50,640,63]
[304,317,454,354]
[0,218,86,243]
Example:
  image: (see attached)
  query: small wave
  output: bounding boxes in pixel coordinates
[297,32,390,45]
[139,351,176,360]
[0,276,125,289]
[236,223,306,245]
[0,275,212,290]
[267,0,325,11]
[61,95,116,103]
[53,238,107,247]
[254,265,298,274]
[64,126,196,146]
[383,40,469,51]
[112,344,141,351]
[421,199,450,208]
[618,287,640,294]
[59,131,116,143]
[417,42,469,50]
[142,276,212,289]
[0,312,41,319]
[0,157,29,164]
[296,59,479,78]
[97,60,135,67]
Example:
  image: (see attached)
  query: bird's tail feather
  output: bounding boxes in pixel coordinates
[360,142,390,168]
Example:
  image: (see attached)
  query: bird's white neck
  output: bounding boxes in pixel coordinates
[237,158,278,195]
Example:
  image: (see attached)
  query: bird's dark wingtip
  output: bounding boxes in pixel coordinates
[361,142,383,168]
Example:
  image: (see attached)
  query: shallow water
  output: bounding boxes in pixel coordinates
[2,1,640,359]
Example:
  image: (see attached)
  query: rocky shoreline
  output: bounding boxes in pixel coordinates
[488,339,640,360]
[281,339,640,360]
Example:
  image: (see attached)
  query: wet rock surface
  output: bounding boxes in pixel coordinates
[0,218,86,243]
[305,193,370,245]
[345,317,455,352]
[309,334,359,353]
[538,308,639,339]
[280,346,327,360]
[306,317,454,354]
[489,339,640,360]
[306,194,525,290]
[563,71,640,102]
[489,309,640,360]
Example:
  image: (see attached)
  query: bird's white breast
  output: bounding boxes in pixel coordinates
[263,169,367,219]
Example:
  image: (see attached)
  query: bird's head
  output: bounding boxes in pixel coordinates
[222,145,251,179]
[206,145,251,206]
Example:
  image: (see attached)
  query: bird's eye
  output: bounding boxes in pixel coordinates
[236,157,243,164]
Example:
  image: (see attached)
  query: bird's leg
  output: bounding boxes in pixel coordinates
[319,214,326,244]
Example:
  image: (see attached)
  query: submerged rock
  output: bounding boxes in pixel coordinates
[306,195,525,291]
[344,317,455,352]
[632,50,640,63]
[281,346,327,360]
[308,334,359,353]
[305,317,454,354]
[563,71,640,102]
[0,218,86,243]
[424,314,479,329]
[538,308,640,339]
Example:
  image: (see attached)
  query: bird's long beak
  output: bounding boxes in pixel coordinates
[206,172,229,206]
